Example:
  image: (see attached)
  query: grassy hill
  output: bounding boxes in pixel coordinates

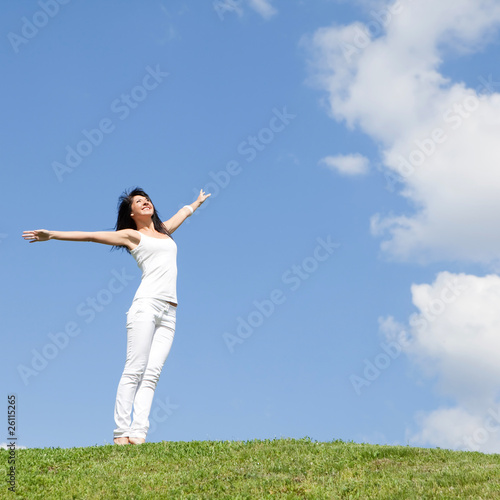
[3,437,500,499]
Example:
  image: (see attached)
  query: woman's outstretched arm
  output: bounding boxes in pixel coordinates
[22,229,135,247]
[162,189,211,234]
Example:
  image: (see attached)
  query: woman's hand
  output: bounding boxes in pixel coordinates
[22,229,51,243]
[196,189,211,205]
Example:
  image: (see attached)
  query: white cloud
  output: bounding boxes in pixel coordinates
[320,153,370,176]
[409,407,500,454]
[213,0,276,21]
[247,0,277,20]
[303,0,500,453]
[302,0,500,265]
[380,272,500,452]
[213,0,244,20]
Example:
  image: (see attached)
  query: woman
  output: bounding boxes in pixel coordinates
[22,187,211,445]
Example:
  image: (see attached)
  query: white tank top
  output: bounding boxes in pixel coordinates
[129,232,178,304]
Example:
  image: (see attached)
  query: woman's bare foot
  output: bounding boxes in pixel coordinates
[129,437,145,445]
[114,437,130,445]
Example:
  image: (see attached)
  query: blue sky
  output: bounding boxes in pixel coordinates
[3,0,500,452]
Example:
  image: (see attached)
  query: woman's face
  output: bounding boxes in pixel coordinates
[131,195,154,218]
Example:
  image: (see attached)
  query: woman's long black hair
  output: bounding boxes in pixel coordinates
[110,187,173,255]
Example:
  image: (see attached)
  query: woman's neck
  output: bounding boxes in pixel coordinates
[135,220,156,232]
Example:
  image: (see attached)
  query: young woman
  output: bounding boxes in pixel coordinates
[22,187,211,445]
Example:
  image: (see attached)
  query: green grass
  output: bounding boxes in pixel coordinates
[3,437,500,499]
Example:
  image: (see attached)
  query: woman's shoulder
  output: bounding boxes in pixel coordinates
[117,228,141,246]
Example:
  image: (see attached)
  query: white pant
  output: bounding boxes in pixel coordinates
[113,297,176,439]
